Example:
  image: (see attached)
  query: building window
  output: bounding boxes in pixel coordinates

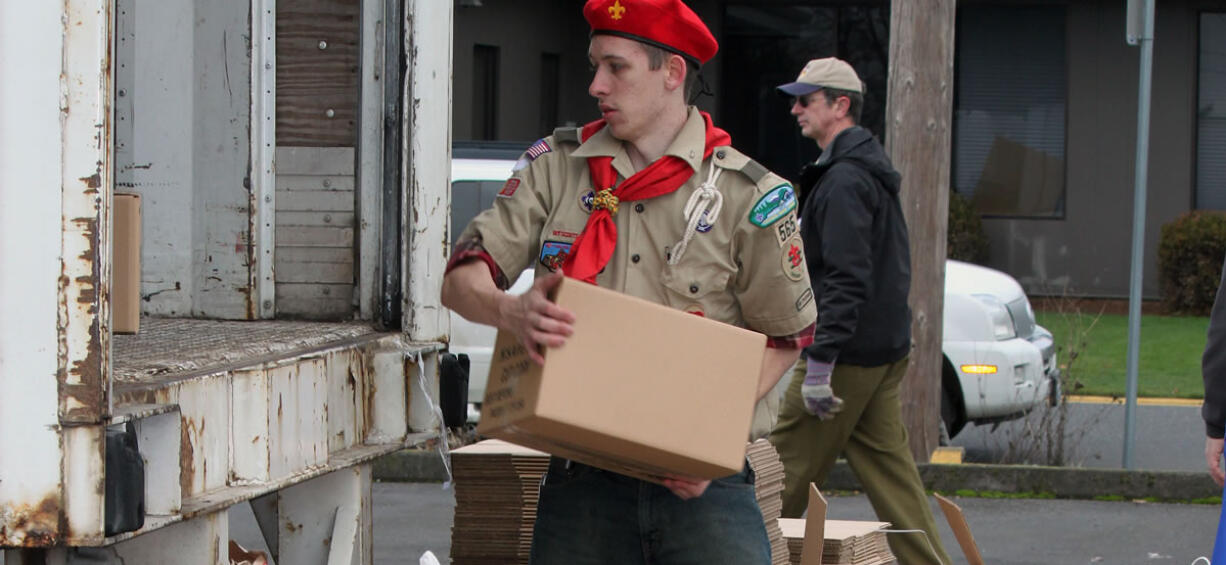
[539,53,561,137]
[1197,13,1226,210]
[473,44,500,140]
[953,5,1067,218]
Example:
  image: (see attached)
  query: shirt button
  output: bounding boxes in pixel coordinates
[689,284,699,294]
[632,254,641,263]
[716,150,726,159]
[635,203,645,213]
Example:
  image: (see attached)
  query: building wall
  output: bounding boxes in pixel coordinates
[452,0,724,143]
[453,1,589,142]
[982,0,1206,298]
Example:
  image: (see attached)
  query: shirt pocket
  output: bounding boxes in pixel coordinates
[660,265,736,321]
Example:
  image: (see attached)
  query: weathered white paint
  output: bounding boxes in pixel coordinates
[277,466,371,565]
[402,0,453,341]
[190,0,256,320]
[61,0,113,424]
[275,147,357,319]
[107,509,227,565]
[174,377,234,497]
[327,350,367,452]
[135,410,184,516]
[119,0,254,319]
[251,0,278,320]
[357,0,386,322]
[367,348,409,443]
[407,353,442,433]
[63,426,106,544]
[268,360,328,478]
[230,368,272,483]
[0,0,69,545]
[119,0,195,316]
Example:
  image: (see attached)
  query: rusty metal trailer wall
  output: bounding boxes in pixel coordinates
[2,0,456,561]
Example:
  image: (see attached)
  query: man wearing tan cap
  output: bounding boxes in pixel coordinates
[442,1,817,563]
[769,57,953,564]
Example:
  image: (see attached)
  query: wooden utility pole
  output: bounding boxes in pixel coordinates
[885,0,956,462]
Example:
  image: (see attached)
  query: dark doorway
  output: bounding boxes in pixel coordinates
[719,3,889,184]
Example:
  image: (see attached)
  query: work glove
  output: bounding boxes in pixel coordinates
[801,357,843,420]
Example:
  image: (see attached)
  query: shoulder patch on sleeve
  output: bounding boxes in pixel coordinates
[749,183,798,228]
[712,146,770,184]
[552,126,582,145]
[524,138,553,160]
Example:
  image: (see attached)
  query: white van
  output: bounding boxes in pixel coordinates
[448,150,1060,438]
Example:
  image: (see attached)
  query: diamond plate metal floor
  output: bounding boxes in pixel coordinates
[113,317,380,383]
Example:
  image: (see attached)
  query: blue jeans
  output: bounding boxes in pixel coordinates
[529,459,770,565]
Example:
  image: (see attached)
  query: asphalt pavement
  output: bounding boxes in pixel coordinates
[360,481,1221,565]
[232,399,1221,564]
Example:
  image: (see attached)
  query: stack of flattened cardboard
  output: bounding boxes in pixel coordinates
[747,439,789,565]
[778,518,894,565]
[449,440,550,565]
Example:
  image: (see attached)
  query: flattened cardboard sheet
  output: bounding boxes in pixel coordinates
[802,483,828,565]
[935,493,984,565]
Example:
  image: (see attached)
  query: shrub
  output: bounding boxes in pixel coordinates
[1158,211,1226,315]
[947,189,989,264]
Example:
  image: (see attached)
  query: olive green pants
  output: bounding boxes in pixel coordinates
[769,356,952,565]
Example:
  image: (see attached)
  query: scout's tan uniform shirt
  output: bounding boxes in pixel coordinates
[459,108,818,439]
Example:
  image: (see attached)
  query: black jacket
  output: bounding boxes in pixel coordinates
[799,126,912,367]
[1203,259,1226,438]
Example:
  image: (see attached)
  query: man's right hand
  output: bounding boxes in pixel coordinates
[499,270,575,364]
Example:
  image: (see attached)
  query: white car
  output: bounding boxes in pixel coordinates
[448,150,1060,438]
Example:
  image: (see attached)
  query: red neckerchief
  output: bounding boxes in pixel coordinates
[560,111,731,283]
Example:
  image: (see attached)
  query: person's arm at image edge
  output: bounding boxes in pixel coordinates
[1203,260,1226,486]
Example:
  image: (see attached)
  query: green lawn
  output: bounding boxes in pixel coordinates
[1035,310,1209,399]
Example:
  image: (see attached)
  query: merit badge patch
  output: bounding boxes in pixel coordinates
[696,209,714,233]
[525,138,553,161]
[795,288,814,312]
[497,178,520,198]
[579,190,596,214]
[539,240,572,271]
[782,236,805,281]
[774,212,798,247]
[750,184,798,228]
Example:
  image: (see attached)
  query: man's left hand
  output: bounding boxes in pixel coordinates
[1207,436,1224,487]
[662,477,710,500]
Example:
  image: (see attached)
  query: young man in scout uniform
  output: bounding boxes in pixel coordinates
[768,57,953,564]
[440,1,817,562]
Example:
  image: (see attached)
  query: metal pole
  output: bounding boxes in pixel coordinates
[1123,0,1156,470]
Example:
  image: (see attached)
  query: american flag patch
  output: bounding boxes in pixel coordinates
[525,139,552,161]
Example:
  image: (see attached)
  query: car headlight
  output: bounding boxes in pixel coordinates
[972,293,1017,340]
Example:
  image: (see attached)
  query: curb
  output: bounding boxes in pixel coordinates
[373,449,1221,501]
[825,461,1219,501]
[1067,395,1203,407]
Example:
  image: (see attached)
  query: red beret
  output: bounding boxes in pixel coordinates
[583,0,718,65]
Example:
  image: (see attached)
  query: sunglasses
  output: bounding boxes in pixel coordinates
[793,93,819,108]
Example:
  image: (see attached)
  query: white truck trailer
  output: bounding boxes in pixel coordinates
[0,0,454,563]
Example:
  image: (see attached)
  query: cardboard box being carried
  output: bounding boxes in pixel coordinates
[477,277,766,482]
